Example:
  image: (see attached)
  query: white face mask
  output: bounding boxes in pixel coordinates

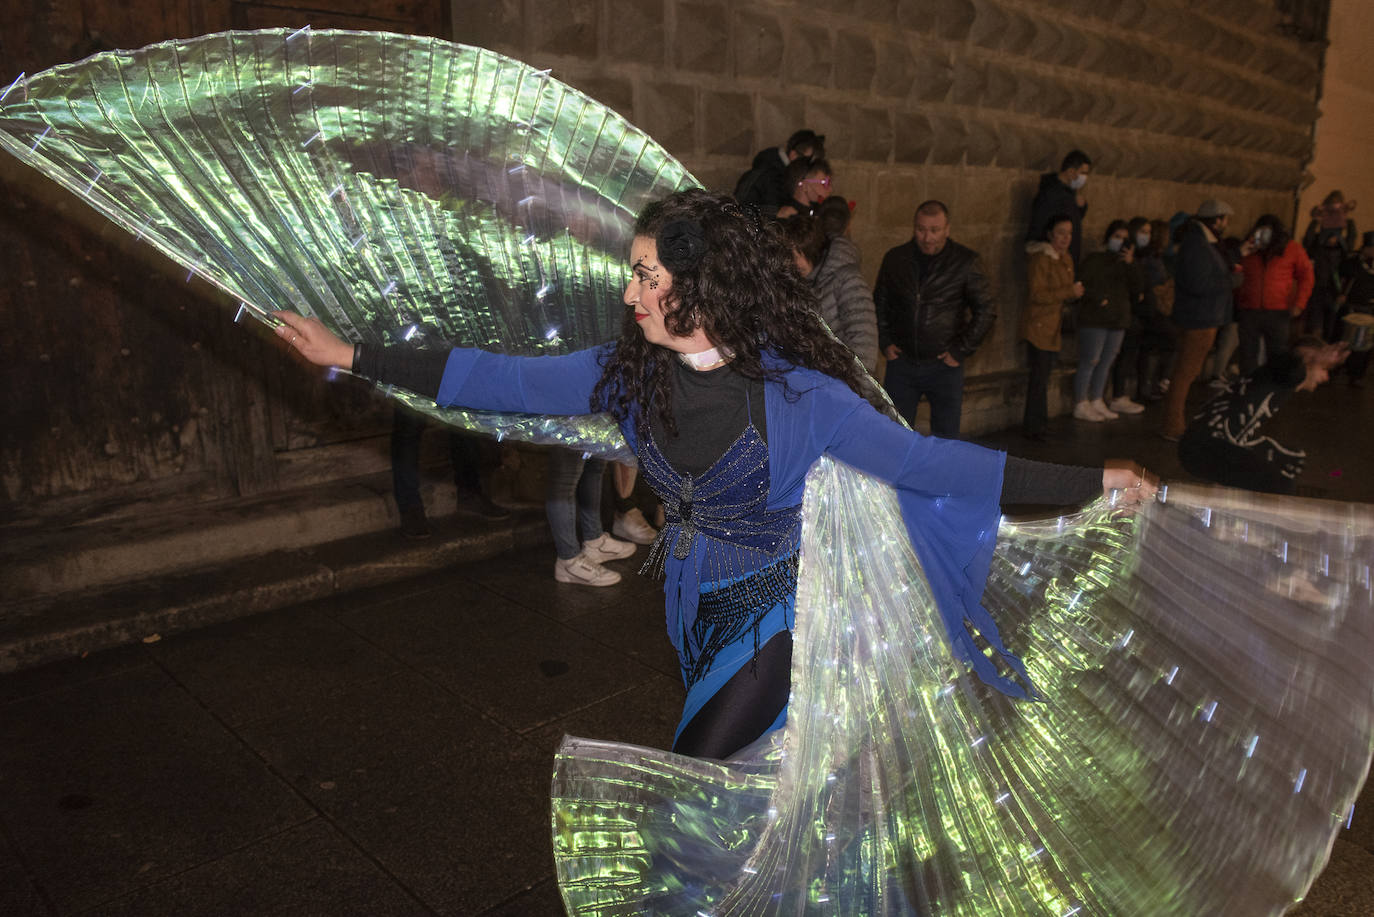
[1070,174,1087,190]
[1136,233,1151,249]
[1255,227,1274,248]
[1106,236,1124,252]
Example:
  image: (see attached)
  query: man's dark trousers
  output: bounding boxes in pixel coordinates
[883,356,965,437]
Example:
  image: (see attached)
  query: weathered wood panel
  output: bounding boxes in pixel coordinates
[0,0,446,519]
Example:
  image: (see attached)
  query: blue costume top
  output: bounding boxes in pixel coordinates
[435,344,1032,701]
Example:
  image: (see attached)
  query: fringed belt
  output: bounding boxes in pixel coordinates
[684,552,799,689]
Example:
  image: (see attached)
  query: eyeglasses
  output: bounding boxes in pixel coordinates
[801,177,831,188]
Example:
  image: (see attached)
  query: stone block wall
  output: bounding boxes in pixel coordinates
[1299,0,1372,241]
[454,0,1322,432]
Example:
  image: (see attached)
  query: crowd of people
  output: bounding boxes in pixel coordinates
[387,132,1370,584]
[737,136,1371,500]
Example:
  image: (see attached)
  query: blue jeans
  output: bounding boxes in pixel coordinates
[545,448,606,560]
[1074,328,1125,402]
[882,356,965,437]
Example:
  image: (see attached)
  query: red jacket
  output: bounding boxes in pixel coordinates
[1237,240,1314,313]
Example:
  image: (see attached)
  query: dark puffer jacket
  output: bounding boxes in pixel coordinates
[874,239,997,363]
[1172,220,1236,329]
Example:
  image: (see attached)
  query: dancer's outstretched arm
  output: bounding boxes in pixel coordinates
[272,310,607,418]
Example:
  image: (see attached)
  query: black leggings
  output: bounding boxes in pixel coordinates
[672,630,793,759]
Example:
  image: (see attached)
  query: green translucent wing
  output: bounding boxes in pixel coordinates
[0,28,699,459]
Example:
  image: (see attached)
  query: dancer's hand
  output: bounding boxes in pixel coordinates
[274,311,354,368]
[1103,460,1158,505]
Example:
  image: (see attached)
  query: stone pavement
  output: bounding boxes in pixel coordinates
[2,375,1373,916]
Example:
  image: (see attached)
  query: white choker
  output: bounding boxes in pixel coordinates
[678,346,733,371]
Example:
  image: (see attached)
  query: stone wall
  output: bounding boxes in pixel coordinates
[455,0,1322,431]
[1299,0,1372,243]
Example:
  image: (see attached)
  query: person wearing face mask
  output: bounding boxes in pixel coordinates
[1160,200,1244,441]
[1128,217,1175,401]
[1104,217,1159,413]
[1235,215,1314,375]
[1072,221,1143,421]
[1026,150,1092,264]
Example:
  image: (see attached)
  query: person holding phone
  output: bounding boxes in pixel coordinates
[1235,215,1314,374]
[1072,221,1143,421]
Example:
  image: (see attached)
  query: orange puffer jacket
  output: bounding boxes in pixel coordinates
[1237,240,1314,313]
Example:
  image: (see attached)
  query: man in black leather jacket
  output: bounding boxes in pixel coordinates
[875,200,997,436]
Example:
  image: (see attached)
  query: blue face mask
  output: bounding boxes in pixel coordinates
[1107,236,1124,252]
[1070,174,1087,190]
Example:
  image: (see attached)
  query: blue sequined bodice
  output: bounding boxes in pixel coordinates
[638,422,799,572]
[637,420,802,688]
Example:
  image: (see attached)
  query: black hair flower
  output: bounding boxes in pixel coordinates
[657,219,708,273]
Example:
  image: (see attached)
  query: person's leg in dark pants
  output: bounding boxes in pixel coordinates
[882,356,925,427]
[391,407,429,537]
[923,361,966,437]
[673,631,793,759]
[1022,343,1054,438]
[448,432,509,519]
[1260,309,1291,362]
[1236,310,1263,375]
[1110,327,1141,405]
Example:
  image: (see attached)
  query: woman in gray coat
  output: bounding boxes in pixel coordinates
[780,208,879,374]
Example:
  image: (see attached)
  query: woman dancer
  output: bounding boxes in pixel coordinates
[5,30,1371,913]
[277,189,1152,758]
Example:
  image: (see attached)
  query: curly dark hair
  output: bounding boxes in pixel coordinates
[591,189,890,435]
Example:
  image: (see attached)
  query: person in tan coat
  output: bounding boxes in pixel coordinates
[1021,215,1084,439]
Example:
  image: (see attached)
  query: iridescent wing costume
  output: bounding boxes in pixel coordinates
[3,29,1372,916]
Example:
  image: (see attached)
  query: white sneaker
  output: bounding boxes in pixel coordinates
[554,552,621,586]
[1107,395,1145,415]
[1091,398,1120,419]
[612,507,659,545]
[1073,400,1104,422]
[582,532,636,563]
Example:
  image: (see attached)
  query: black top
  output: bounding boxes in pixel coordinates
[352,344,1103,507]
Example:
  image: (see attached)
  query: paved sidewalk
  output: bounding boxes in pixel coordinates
[2,376,1372,915]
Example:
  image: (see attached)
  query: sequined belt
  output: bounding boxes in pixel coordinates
[697,553,799,622]
[684,553,800,689]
